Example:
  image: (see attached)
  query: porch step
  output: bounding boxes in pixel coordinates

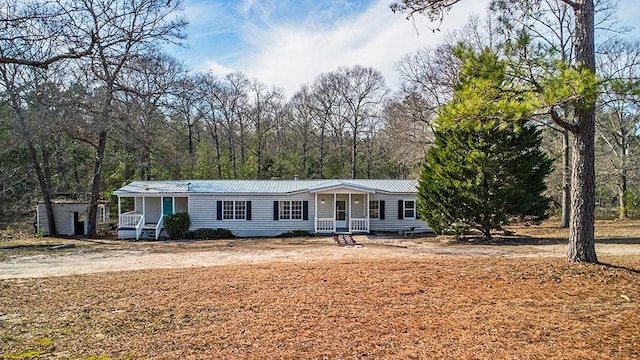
[334,234,362,247]
[139,228,158,240]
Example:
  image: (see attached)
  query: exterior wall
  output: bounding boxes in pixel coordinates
[144,197,161,223]
[186,192,428,237]
[350,194,366,218]
[37,203,110,236]
[189,194,316,237]
[368,193,428,232]
[316,197,335,218]
[175,197,188,213]
[188,195,216,230]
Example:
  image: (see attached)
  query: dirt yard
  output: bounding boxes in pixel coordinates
[1,220,639,359]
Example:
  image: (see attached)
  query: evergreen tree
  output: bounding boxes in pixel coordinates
[417,46,552,239]
[418,125,553,239]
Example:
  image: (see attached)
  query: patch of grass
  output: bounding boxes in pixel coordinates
[2,338,53,360]
[277,230,311,237]
[2,349,45,360]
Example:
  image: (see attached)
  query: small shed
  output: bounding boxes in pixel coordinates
[36,200,109,236]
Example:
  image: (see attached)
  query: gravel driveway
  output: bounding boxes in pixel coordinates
[2,234,638,279]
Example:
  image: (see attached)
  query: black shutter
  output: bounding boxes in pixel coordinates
[303,201,309,220]
[379,200,385,220]
[246,201,252,220]
[398,200,404,219]
[217,201,222,220]
[273,201,279,220]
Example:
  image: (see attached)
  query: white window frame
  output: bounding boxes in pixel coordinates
[279,200,303,221]
[223,200,246,220]
[369,200,380,220]
[403,200,416,219]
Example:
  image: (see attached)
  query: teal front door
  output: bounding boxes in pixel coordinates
[162,197,174,215]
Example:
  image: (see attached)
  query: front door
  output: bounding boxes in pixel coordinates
[336,201,347,229]
[162,197,174,216]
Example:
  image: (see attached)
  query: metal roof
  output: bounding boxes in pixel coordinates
[114,179,418,195]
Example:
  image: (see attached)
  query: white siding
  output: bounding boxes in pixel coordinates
[369,194,429,232]
[350,194,366,218]
[37,203,90,236]
[189,195,216,229]
[188,194,316,237]
[184,192,429,236]
[144,197,161,223]
[316,197,335,218]
[175,197,188,213]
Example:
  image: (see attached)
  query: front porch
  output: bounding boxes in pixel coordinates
[117,196,188,240]
[312,184,373,234]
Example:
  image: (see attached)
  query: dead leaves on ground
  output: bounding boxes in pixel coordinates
[1,256,639,359]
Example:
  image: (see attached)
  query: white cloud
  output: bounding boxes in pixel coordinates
[232,0,491,97]
[203,60,236,77]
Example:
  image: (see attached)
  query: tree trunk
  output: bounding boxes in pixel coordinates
[352,131,358,179]
[619,169,627,219]
[87,129,107,237]
[319,126,326,178]
[618,136,628,219]
[567,0,597,263]
[5,85,58,236]
[561,129,570,228]
[213,126,222,179]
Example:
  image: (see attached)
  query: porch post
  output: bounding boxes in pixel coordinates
[314,193,318,233]
[161,196,164,215]
[333,193,336,232]
[348,193,352,233]
[142,197,146,220]
[117,196,121,227]
[172,197,176,214]
[366,193,370,233]
[366,194,369,218]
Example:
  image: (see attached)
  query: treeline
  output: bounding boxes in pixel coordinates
[1,0,639,233]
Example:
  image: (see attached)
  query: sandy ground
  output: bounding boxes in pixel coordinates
[1,234,639,279]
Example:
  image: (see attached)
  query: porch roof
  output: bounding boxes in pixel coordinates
[114,179,418,196]
[307,180,376,193]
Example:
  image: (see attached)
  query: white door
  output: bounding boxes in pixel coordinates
[336,201,347,228]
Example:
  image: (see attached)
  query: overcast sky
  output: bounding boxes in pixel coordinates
[168,0,640,98]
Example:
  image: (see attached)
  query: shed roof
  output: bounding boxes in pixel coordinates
[113,179,418,195]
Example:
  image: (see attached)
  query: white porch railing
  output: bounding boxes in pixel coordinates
[135,215,145,241]
[155,214,164,240]
[315,218,335,233]
[119,211,143,228]
[350,218,369,233]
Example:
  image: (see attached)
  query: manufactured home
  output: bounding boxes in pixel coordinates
[36,200,110,236]
[113,179,429,239]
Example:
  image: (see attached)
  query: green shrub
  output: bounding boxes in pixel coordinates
[164,213,191,239]
[192,228,235,240]
[278,230,311,238]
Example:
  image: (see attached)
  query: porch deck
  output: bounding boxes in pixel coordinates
[117,211,164,240]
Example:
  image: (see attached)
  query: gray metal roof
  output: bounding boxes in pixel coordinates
[113,179,418,195]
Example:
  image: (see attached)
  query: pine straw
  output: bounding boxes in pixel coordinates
[1,256,639,359]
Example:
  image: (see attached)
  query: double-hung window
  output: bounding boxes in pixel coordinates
[279,200,303,220]
[404,200,416,219]
[223,200,246,220]
[369,200,380,219]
